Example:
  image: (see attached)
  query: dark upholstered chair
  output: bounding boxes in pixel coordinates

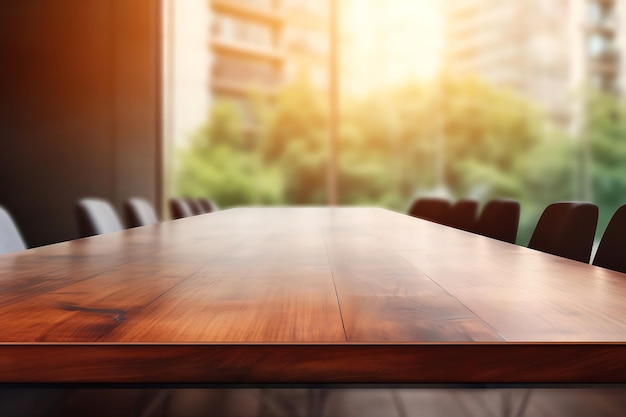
[198,198,219,214]
[594,205,626,273]
[408,197,452,224]
[76,198,124,238]
[475,199,520,244]
[0,205,27,254]
[124,197,159,228]
[528,202,598,263]
[185,198,203,215]
[445,199,479,232]
[170,198,194,220]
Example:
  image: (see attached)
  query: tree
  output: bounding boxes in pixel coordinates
[260,69,328,204]
[587,90,626,238]
[176,72,579,246]
[176,102,284,207]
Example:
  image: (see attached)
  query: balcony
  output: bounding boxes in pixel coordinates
[589,0,616,7]
[211,77,280,97]
[586,15,617,37]
[211,38,285,65]
[588,48,619,74]
[211,0,284,27]
[211,53,282,97]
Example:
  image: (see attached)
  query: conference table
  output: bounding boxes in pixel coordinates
[1,207,626,384]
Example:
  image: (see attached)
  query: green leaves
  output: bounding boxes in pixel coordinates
[175,71,626,247]
[586,89,626,238]
[175,103,285,206]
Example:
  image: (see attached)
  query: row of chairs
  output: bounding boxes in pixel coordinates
[409,198,520,243]
[0,196,218,255]
[409,197,626,274]
[76,197,158,237]
[170,197,218,220]
[78,197,218,237]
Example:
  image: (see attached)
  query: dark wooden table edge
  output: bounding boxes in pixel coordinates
[2,343,626,383]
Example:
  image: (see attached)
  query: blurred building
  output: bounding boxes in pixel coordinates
[210,0,283,110]
[163,0,330,202]
[209,0,329,128]
[576,0,626,94]
[281,0,329,90]
[445,0,572,124]
[445,0,626,125]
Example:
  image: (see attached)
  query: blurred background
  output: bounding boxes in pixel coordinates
[1,0,626,248]
[0,3,625,414]
[166,0,626,245]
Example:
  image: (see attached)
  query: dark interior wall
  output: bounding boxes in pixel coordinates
[0,0,161,247]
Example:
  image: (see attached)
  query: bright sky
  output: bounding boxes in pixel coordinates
[340,0,444,95]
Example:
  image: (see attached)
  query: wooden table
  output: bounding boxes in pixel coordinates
[1,207,626,384]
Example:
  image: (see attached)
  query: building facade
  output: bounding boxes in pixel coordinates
[209,0,329,128]
[445,0,572,124]
[165,0,330,146]
[281,0,330,90]
[577,0,626,94]
[445,0,626,127]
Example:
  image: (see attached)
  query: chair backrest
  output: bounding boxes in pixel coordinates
[124,197,158,228]
[185,198,203,215]
[76,198,124,238]
[594,205,626,273]
[408,197,452,224]
[445,199,479,232]
[528,201,598,263]
[475,199,520,244]
[0,206,27,255]
[197,198,219,214]
[170,198,194,220]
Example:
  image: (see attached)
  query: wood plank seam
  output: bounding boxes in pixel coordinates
[320,225,349,343]
[397,251,509,342]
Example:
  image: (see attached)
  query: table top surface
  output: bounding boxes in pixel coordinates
[2,207,626,383]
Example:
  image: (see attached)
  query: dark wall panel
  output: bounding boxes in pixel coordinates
[113,0,160,216]
[0,0,160,247]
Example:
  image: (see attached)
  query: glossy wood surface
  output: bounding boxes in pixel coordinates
[1,207,626,382]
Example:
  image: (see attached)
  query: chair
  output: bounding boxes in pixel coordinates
[170,198,194,220]
[475,199,520,243]
[528,202,598,263]
[124,197,158,228]
[76,198,124,238]
[408,197,452,224]
[198,198,219,214]
[185,198,203,215]
[0,205,27,254]
[445,199,479,232]
[593,205,626,273]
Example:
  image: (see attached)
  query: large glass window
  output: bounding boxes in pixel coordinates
[166,0,626,245]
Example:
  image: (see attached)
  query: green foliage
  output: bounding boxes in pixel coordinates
[176,71,626,246]
[587,90,626,238]
[176,102,284,207]
[259,71,328,204]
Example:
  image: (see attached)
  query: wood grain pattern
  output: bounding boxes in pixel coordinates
[1,207,626,382]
